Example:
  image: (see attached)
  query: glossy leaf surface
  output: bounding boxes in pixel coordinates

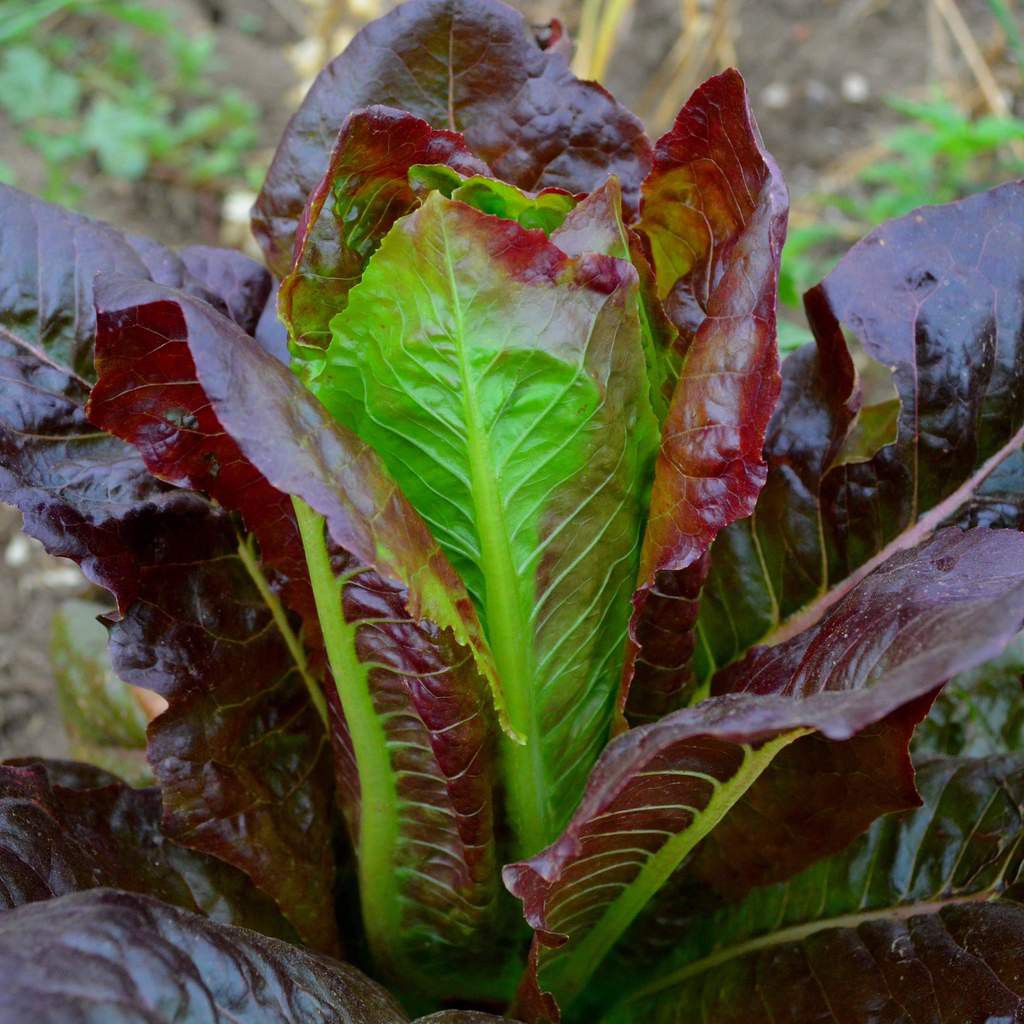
[699,181,1024,678]
[179,244,273,335]
[0,759,293,939]
[0,187,338,949]
[280,106,489,356]
[624,70,789,721]
[89,278,502,989]
[252,0,651,274]
[604,755,1024,1022]
[99,498,339,952]
[0,185,186,605]
[311,193,659,852]
[504,528,1024,1018]
[0,889,408,1024]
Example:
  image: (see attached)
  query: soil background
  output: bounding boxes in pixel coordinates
[0,0,1012,759]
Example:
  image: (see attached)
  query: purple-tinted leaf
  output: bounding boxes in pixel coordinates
[252,0,652,275]
[100,499,338,953]
[254,279,290,363]
[503,528,1024,1019]
[623,70,789,722]
[699,181,1024,679]
[0,889,408,1024]
[601,755,1024,1021]
[0,190,335,946]
[0,185,191,605]
[281,105,489,355]
[0,759,294,940]
[89,278,503,992]
[179,244,273,335]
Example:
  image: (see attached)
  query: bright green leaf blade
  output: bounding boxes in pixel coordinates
[602,755,1024,1021]
[311,192,659,853]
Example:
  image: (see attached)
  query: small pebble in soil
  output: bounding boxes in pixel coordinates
[841,72,870,103]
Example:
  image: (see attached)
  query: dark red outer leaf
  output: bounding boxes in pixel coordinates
[623,69,789,721]
[0,185,338,952]
[89,277,502,982]
[504,527,1024,1021]
[693,326,860,678]
[98,497,338,953]
[179,245,273,335]
[280,105,489,352]
[0,889,409,1024]
[252,0,652,274]
[0,759,294,940]
[776,181,1024,642]
[0,185,191,609]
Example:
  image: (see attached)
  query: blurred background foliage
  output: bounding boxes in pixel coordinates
[1,0,1023,759]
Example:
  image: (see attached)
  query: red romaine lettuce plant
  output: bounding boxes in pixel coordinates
[2,1,1024,1021]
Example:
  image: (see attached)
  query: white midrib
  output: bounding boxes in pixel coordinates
[437,216,549,856]
[621,889,997,1005]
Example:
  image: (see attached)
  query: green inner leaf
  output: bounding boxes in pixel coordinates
[409,164,578,234]
[309,192,658,854]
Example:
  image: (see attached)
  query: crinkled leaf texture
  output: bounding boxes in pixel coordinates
[88,277,503,991]
[601,754,1024,1022]
[0,185,335,950]
[281,106,489,355]
[0,759,293,940]
[623,69,789,722]
[699,180,1024,679]
[310,192,659,853]
[503,528,1024,1020]
[252,0,651,274]
[0,889,407,1024]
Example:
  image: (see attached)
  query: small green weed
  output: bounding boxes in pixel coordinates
[0,0,261,207]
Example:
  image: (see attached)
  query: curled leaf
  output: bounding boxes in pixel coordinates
[281,106,489,356]
[90,278,504,992]
[252,0,651,274]
[504,528,1024,1019]
[624,69,789,721]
